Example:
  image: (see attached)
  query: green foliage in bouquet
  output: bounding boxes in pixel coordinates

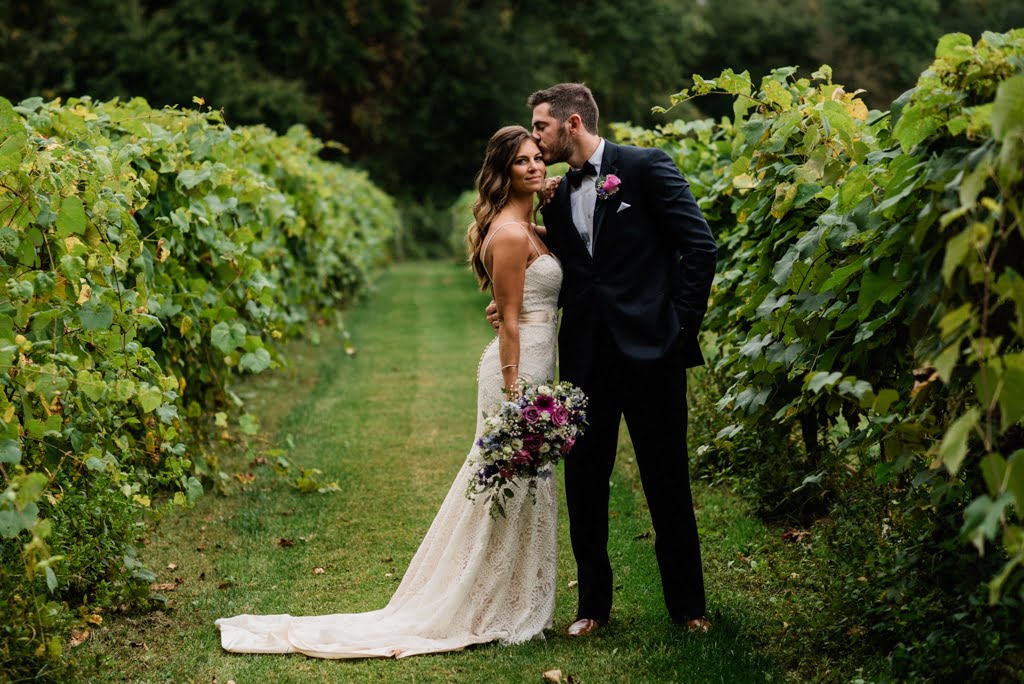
[0,96,395,679]
[614,29,1023,680]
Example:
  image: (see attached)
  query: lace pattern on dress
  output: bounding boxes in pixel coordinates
[215,253,563,659]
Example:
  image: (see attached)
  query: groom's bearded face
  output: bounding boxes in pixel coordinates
[544,124,574,165]
[531,103,573,165]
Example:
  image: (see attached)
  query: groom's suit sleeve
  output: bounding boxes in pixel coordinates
[644,148,717,334]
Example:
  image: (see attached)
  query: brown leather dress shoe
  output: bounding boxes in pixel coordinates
[685,617,712,633]
[567,618,602,637]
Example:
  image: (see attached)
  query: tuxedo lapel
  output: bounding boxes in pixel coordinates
[592,142,620,254]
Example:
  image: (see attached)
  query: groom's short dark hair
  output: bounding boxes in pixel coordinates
[527,83,599,133]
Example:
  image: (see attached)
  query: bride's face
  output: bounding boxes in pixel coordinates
[509,139,546,195]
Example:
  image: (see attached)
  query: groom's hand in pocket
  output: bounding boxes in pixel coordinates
[486,300,500,331]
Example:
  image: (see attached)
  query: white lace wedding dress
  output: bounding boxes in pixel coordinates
[216,247,562,659]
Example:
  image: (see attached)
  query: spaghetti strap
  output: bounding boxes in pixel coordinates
[481,222,544,280]
[481,221,544,279]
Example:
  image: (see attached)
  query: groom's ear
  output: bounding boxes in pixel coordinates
[566,113,584,134]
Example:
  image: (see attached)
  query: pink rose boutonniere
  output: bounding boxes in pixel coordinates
[595,174,621,200]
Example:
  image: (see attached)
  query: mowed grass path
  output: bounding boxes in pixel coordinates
[87,261,788,683]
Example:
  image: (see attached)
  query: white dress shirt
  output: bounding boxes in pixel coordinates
[569,139,605,255]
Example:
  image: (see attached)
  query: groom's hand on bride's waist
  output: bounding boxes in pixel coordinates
[486,300,500,331]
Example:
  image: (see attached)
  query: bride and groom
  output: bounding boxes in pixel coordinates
[216,82,718,658]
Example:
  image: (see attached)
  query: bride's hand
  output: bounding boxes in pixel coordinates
[539,176,561,208]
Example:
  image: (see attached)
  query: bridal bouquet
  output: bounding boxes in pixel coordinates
[467,379,588,518]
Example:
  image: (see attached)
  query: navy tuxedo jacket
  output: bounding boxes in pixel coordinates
[541,141,717,383]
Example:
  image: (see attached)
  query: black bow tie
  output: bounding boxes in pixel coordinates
[566,161,597,188]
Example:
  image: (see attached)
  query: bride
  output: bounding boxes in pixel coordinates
[216,125,563,658]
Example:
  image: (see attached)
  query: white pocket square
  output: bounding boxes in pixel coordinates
[617,202,631,213]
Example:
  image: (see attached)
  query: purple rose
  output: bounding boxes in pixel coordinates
[602,174,621,193]
[522,405,542,424]
[551,406,569,426]
[560,436,577,454]
[522,433,543,450]
[512,449,532,466]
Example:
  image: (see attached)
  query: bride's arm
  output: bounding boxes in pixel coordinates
[486,229,531,393]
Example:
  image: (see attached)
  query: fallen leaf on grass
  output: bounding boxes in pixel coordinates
[167,563,178,571]
[69,629,90,647]
[633,531,652,540]
[195,544,206,552]
[151,583,177,592]
[85,613,103,625]
[312,567,326,575]
[278,538,295,548]
[542,669,562,683]
[782,529,812,543]
[129,640,147,650]
[567,580,578,588]
[218,582,234,590]
[233,472,256,484]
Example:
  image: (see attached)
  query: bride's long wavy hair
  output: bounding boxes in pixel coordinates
[467,125,539,291]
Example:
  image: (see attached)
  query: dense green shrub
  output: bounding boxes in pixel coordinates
[0,96,395,679]
[614,29,1023,679]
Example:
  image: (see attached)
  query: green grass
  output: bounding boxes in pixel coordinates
[81,261,877,683]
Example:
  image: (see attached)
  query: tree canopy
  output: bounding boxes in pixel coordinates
[1,0,1021,200]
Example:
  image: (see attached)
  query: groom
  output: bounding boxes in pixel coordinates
[528,83,717,636]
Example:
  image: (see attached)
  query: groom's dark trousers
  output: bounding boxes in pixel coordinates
[542,140,717,623]
[564,325,703,622]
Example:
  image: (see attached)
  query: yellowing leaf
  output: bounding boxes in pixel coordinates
[843,98,869,122]
[763,79,793,109]
[156,237,169,262]
[732,173,758,190]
